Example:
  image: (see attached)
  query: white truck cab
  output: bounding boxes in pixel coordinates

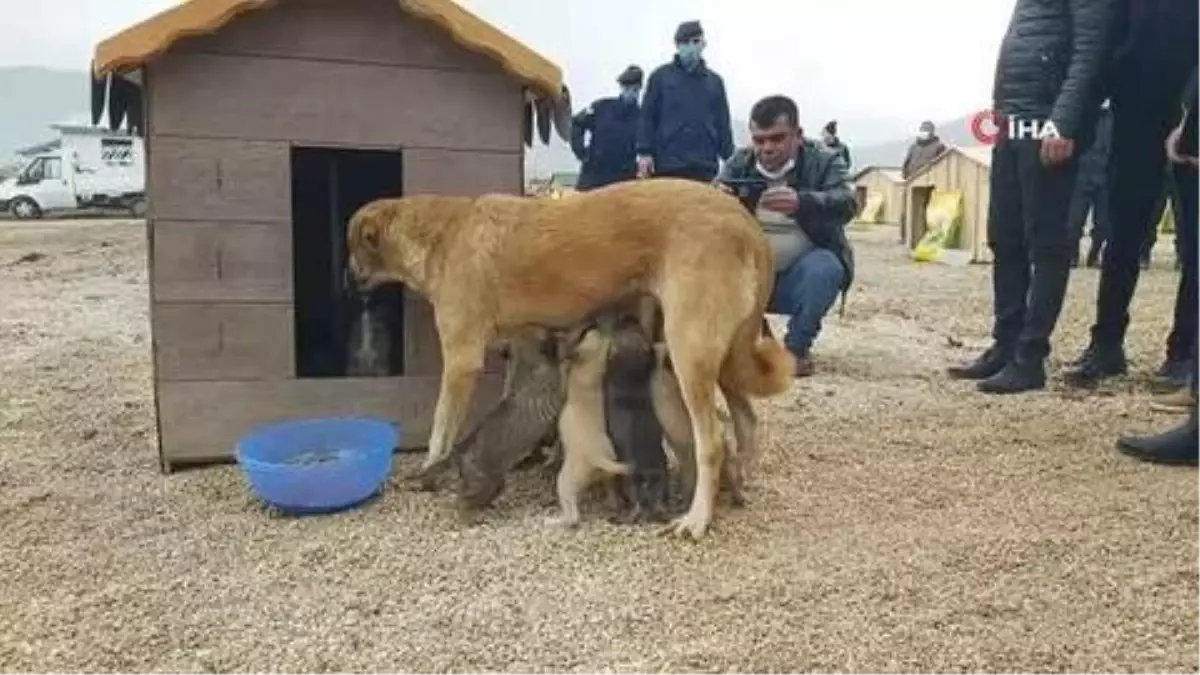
[0,129,145,219]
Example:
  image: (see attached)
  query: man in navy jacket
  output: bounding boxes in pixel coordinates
[570,65,643,192]
[635,20,734,183]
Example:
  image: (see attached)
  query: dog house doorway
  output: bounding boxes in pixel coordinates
[907,186,935,249]
[291,146,405,379]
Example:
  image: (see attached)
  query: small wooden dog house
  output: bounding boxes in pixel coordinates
[903,145,993,263]
[92,0,572,470]
[851,166,905,225]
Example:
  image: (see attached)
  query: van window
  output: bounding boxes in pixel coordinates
[20,158,44,183]
[42,157,62,180]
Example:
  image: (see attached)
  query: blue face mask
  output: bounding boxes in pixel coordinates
[676,42,704,67]
[619,86,640,103]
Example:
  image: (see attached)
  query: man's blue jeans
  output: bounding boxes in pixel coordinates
[767,248,846,357]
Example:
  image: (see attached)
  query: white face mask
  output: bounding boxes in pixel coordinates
[917,131,931,141]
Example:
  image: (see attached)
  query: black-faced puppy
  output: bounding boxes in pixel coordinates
[453,328,569,515]
[547,325,631,528]
[603,316,671,523]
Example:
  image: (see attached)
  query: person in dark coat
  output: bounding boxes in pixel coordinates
[635,20,734,183]
[948,0,1117,394]
[1066,103,1114,267]
[901,121,947,180]
[570,65,644,192]
[716,95,857,377]
[1116,65,1198,465]
[820,120,852,170]
[1064,0,1199,387]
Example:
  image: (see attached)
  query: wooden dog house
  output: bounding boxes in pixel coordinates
[91,0,571,470]
[902,145,993,263]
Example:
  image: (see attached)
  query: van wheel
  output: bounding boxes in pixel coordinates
[11,197,41,220]
[128,198,147,218]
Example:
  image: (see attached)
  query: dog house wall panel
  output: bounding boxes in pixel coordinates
[151,220,293,304]
[901,150,993,263]
[148,54,522,151]
[152,304,295,381]
[147,137,292,222]
[157,376,504,464]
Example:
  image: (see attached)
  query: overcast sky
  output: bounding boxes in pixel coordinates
[2,0,1017,144]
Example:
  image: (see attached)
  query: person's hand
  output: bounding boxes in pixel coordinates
[712,181,734,195]
[1166,123,1200,167]
[758,185,800,215]
[636,155,654,178]
[1039,137,1076,165]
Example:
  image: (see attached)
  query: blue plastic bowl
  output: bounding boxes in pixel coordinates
[235,417,400,514]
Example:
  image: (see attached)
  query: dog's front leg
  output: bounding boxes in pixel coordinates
[413,322,488,482]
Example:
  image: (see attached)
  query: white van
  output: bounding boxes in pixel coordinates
[0,129,146,219]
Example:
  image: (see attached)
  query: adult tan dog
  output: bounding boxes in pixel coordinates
[346,178,795,539]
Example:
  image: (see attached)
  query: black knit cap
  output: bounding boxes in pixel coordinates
[824,120,838,135]
[617,65,644,86]
[674,20,704,43]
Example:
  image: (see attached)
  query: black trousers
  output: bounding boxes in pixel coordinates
[987,136,1081,363]
[1091,91,1192,350]
[1169,161,1198,364]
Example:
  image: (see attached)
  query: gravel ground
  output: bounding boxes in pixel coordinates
[0,219,1195,673]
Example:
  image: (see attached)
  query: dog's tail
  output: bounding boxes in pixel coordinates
[719,314,796,398]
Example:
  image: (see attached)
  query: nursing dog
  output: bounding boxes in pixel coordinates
[346,178,795,540]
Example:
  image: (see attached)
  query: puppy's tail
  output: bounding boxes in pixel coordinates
[719,314,796,398]
[593,455,632,477]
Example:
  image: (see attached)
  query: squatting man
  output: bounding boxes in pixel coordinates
[715,94,857,377]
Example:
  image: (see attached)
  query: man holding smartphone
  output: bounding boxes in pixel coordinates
[715,95,857,377]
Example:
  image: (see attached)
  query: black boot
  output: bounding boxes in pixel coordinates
[978,358,1046,394]
[1063,343,1127,387]
[1154,358,1193,390]
[1116,409,1199,466]
[948,344,1012,380]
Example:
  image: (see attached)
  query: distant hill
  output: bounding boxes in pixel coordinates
[0,67,92,160]
[850,114,979,169]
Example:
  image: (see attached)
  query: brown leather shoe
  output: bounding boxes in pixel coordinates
[795,355,814,378]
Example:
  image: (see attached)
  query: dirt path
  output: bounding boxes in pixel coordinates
[0,219,1194,672]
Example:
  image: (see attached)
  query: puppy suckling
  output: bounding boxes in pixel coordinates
[602,315,671,523]
[547,324,632,528]
[452,328,569,515]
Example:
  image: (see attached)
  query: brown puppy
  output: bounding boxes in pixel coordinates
[547,324,632,528]
[451,327,571,514]
[603,315,671,524]
[347,178,795,540]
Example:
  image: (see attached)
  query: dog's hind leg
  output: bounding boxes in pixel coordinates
[720,389,755,507]
[414,321,489,482]
[658,309,735,540]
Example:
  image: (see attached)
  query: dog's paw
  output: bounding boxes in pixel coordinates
[544,514,579,529]
[661,510,712,541]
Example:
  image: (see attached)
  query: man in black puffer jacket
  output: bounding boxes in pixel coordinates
[1065,0,1199,387]
[948,0,1117,394]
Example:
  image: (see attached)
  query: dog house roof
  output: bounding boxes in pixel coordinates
[92,0,565,102]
